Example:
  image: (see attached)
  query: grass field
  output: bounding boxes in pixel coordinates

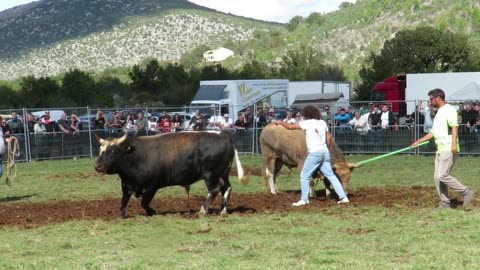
[0,154,479,269]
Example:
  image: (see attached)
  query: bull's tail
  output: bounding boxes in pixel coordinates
[234,149,249,185]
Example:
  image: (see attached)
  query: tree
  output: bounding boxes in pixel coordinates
[19,76,60,107]
[60,69,96,106]
[279,46,346,81]
[286,16,303,32]
[239,59,267,79]
[94,76,129,107]
[0,85,19,109]
[180,44,212,69]
[339,2,354,9]
[354,26,473,101]
[305,12,324,27]
[378,26,471,74]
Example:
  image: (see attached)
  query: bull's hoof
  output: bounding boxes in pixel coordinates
[199,206,208,215]
[145,208,157,216]
[220,207,228,216]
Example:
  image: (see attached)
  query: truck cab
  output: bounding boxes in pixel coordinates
[372,75,406,116]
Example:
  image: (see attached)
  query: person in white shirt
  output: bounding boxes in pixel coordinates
[347,111,369,135]
[417,100,434,134]
[219,114,233,130]
[147,116,159,134]
[209,111,224,130]
[283,111,296,124]
[275,106,349,206]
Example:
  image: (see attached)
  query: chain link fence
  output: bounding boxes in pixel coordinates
[1,100,479,164]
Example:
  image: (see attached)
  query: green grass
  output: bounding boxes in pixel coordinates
[1,154,479,269]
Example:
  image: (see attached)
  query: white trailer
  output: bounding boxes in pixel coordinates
[190,79,289,121]
[406,72,480,113]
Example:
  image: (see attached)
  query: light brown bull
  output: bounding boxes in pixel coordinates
[259,123,357,197]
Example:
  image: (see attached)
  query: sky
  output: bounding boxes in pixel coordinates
[188,0,357,23]
[1,0,356,23]
[0,0,39,12]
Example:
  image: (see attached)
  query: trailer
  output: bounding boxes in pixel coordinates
[190,79,351,121]
[373,72,480,115]
[190,79,289,120]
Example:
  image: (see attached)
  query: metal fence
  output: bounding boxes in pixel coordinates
[1,101,480,163]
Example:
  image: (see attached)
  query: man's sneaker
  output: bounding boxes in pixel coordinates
[438,202,451,209]
[292,200,309,206]
[463,189,474,208]
[337,197,350,204]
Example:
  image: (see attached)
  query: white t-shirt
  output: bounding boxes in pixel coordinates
[209,115,224,130]
[423,106,434,133]
[0,128,5,155]
[219,118,233,128]
[283,117,296,124]
[381,112,390,128]
[147,120,158,131]
[298,119,329,153]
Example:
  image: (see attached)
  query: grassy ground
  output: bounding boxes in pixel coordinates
[0,154,479,269]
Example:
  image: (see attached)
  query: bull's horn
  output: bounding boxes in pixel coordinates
[348,163,360,168]
[116,133,128,145]
[95,134,106,145]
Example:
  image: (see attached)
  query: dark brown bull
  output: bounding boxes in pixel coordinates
[260,124,357,197]
[95,131,248,217]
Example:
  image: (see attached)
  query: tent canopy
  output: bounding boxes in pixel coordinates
[449,81,480,102]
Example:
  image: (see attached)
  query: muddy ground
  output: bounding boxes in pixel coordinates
[0,167,474,229]
[1,185,472,229]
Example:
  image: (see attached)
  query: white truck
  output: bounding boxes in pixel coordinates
[190,79,352,122]
[190,79,289,120]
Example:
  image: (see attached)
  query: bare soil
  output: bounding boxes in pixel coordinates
[0,185,472,229]
[0,167,473,229]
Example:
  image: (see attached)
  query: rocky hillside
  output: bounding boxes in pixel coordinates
[1,0,479,81]
[0,0,281,80]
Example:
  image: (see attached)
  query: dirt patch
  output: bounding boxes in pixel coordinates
[0,186,471,229]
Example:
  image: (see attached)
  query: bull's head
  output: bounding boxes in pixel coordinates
[332,162,359,192]
[95,133,131,174]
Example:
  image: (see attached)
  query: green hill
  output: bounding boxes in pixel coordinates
[1,0,479,81]
[0,0,282,80]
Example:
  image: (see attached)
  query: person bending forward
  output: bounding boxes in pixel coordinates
[276,105,349,206]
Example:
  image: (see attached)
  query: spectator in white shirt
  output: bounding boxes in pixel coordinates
[219,114,233,130]
[283,111,297,124]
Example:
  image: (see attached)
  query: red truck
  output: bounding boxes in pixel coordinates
[372,75,406,116]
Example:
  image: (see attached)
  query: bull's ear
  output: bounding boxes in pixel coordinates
[95,134,106,145]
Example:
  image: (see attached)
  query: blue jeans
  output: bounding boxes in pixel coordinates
[300,150,346,202]
[0,155,3,179]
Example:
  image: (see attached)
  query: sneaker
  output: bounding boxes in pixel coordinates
[438,202,451,209]
[292,200,309,206]
[337,197,350,204]
[463,189,474,208]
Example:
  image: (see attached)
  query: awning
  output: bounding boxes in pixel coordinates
[192,85,228,101]
[291,92,350,109]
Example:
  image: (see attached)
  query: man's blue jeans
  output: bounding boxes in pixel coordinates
[300,149,346,202]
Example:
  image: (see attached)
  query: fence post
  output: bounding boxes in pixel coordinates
[87,106,94,158]
[23,107,32,162]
